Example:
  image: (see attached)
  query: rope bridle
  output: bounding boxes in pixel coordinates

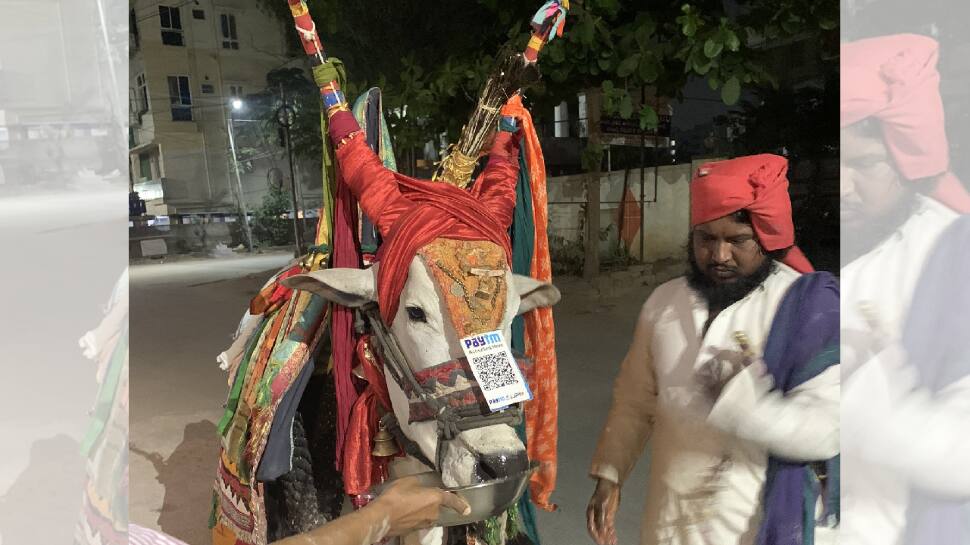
[356,303,522,472]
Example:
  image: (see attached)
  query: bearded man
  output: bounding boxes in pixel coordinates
[586,154,840,545]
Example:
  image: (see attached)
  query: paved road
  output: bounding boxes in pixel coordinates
[0,187,127,544]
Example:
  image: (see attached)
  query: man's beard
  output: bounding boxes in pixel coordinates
[687,251,776,311]
[840,190,918,265]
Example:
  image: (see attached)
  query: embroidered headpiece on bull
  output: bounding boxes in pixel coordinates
[279,0,566,542]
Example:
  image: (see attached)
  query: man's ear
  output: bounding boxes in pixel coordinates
[281,268,376,307]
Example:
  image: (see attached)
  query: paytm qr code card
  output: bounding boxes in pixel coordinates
[460,330,532,411]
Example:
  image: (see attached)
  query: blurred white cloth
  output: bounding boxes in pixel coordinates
[841,196,965,545]
[129,524,189,545]
[217,311,261,376]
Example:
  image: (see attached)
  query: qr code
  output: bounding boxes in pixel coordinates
[472,352,518,391]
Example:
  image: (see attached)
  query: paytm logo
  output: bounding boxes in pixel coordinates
[463,332,502,349]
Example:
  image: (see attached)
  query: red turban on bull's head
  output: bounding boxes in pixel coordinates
[328,110,519,324]
[690,154,814,274]
[841,34,970,212]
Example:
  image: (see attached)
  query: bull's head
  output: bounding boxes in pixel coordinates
[283,124,559,488]
[285,240,558,488]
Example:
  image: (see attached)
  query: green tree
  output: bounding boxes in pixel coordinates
[255,0,837,165]
[251,0,837,277]
[732,72,839,160]
[241,67,327,165]
[252,183,295,247]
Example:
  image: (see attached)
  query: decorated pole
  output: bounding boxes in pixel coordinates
[286,0,350,124]
[524,0,570,63]
[287,0,326,62]
[284,0,362,481]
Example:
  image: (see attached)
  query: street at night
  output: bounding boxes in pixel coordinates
[130,254,655,545]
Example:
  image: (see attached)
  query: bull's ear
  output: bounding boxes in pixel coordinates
[281,268,376,308]
[512,274,561,315]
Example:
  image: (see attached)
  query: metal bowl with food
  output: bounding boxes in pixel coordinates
[375,461,539,527]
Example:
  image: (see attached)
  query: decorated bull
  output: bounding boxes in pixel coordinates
[210,2,567,544]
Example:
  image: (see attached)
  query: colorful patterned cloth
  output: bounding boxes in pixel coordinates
[502,95,559,511]
[75,271,129,545]
[210,55,343,545]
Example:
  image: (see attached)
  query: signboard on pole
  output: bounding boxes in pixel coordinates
[599,89,673,147]
[600,114,672,147]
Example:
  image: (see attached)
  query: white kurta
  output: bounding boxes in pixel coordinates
[591,263,840,545]
[841,196,970,545]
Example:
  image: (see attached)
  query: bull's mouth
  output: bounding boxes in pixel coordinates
[474,450,531,483]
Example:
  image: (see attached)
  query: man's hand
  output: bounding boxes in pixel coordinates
[370,476,471,538]
[270,477,470,545]
[698,357,749,400]
[586,478,620,545]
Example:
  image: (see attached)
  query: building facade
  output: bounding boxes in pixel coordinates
[129,0,321,216]
[0,0,123,191]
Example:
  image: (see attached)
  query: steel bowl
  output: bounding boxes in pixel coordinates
[375,461,539,527]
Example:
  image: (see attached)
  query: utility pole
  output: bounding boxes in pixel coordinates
[277,83,304,256]
[584,87,602,280]
[227,106,254,252]
[639,86,646,263]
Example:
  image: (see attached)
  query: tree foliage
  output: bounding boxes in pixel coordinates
[252,183,296,247]
[241,67,323,161]
[254,0,837,166]
[732,71,839,160]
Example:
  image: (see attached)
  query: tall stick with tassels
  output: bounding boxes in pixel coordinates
[285,0,365,476]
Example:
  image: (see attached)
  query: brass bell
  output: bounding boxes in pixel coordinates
[372,424,399,457]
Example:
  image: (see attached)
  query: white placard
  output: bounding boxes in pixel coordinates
[460,330,532,411]
[140,238,167,257]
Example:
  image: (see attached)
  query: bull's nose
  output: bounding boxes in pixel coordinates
[475,451,529,482]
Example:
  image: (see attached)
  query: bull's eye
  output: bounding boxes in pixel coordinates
[406,306,427,323]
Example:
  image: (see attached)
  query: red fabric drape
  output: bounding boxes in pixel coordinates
[331,167,361,469]
[330,111,520,324]
[342,335,395,495]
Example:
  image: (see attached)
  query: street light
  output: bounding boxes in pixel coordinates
[228,98,254,252]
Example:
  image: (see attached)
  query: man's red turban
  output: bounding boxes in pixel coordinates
[690,154,814,274]
[841,34,970,212]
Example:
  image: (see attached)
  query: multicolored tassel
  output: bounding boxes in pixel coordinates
[525,1,570,61]
[530,1,569,41]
